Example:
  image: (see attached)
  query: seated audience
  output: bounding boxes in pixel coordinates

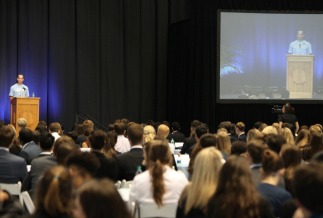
[279,144,302,196]
[22,131,56,198]
[0,125,27,183]
[80,120,94,148]
[167,122,186,143]
[114,121,131,153]
[181,120,201,155]
[235,122,246,142]
[246,140,268,186]
[188,134,217,176]
[28,166,73,218]
[207,156,274,218]
[292,162,323,218]
[301,131,323,162]
[216,130,231,159]
[295,129,311,148]
[231,140,247,157]
[49,122,63,141]
[19,128,42,164]
[157,124,174,153]
[280,127,295,145]
[129,139,188,207]
[177,147,223,218]
[246,128,263,143]
[89,130,117,181]
[257,149,292,217]
[143,125,156,144]
[115,123,144,181]
[66,152,100,189]
[102,130,118,159]
[73,179,132,218]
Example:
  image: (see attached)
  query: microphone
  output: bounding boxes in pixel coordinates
[22,87,26,90]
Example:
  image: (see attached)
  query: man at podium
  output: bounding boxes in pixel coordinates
[288,30,312,55]
[9,74,29,100]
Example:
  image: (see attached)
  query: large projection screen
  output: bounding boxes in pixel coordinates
[217,11,323,103]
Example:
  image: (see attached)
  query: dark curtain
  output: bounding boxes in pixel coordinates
[0,0,169,130]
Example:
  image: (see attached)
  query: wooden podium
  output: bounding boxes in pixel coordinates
[10,97,40,131]
[286,55,314,98]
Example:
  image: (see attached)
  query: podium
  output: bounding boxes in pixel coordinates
[286,55,314,98]
[10,97,40,131]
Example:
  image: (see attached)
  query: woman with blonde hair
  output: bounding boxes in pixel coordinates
[129,139,188,207]
[280,127,295,145]
[177,147,223,218]
[143,125,156,144]
[216,130,231,159]
[295,128,311,148]
[29,166,73,218]
[246,128,263,143]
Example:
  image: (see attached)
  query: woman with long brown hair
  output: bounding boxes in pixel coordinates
[28,166,73,218]
[129,139,188,207]
[207,156,274,218]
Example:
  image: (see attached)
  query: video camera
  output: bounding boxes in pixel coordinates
[271,105,283,114]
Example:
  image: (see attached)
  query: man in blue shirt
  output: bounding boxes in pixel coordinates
[9,74,29,100]
[288,30,312,55]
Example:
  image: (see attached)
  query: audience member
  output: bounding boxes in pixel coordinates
[129,139,188,207]
[114,121,131,153]
[167,122,185,143]
[19,128,41,163]
[280,127,295,145]
[143,125,156,144]
[246,139,268,185]
[264,134,286,154]
[292,162,323,218]
[49,122,63,141]
[207,156,274,218]
[102,130,118,159]
[235,122,246,142]
[262,126,278,135]
[188,134,217,176]
[231,140,247,157]
[52,136,79,165]
[115,123,144,181]
[73,179,132,218]
[157,124,174,153]
[22,131,56,198]
[295,128,311,148]
[66,152,100,189]
[246,128,263,143]
[216,130,231,159]
[217,121,237,143]
[29,166,73,218]
[301,131,323,162]
[279,144,301,196]
[257,149,292,217]
[80,120,94,148]
[0,125,27,183]
[177,147,223,218]
[89,130,117,181]
[181,120,201,155]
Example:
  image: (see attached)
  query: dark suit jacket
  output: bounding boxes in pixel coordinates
[167,131,186,143]
[91,151,118,182]
[238,133,247,142]
[180,136,196,155]
[0,149,27,183]
[22,141,42,164]
[115,147,144,181]
[22,154,57,198]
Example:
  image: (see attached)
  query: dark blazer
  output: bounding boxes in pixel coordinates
[22,141,42,164]
[22,155,57,198]
[91,150,118,182]
[115,147,144,181]
[0,149,27,183]
[238,133,247,142]
[167,131,186,143]
[180,136,196,155]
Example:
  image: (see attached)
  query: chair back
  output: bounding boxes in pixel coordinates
[21,191,35,214]
[0,182,22,204]
[136,202,177,218]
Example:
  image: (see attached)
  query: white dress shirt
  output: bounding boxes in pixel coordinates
[115,135,131,153]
